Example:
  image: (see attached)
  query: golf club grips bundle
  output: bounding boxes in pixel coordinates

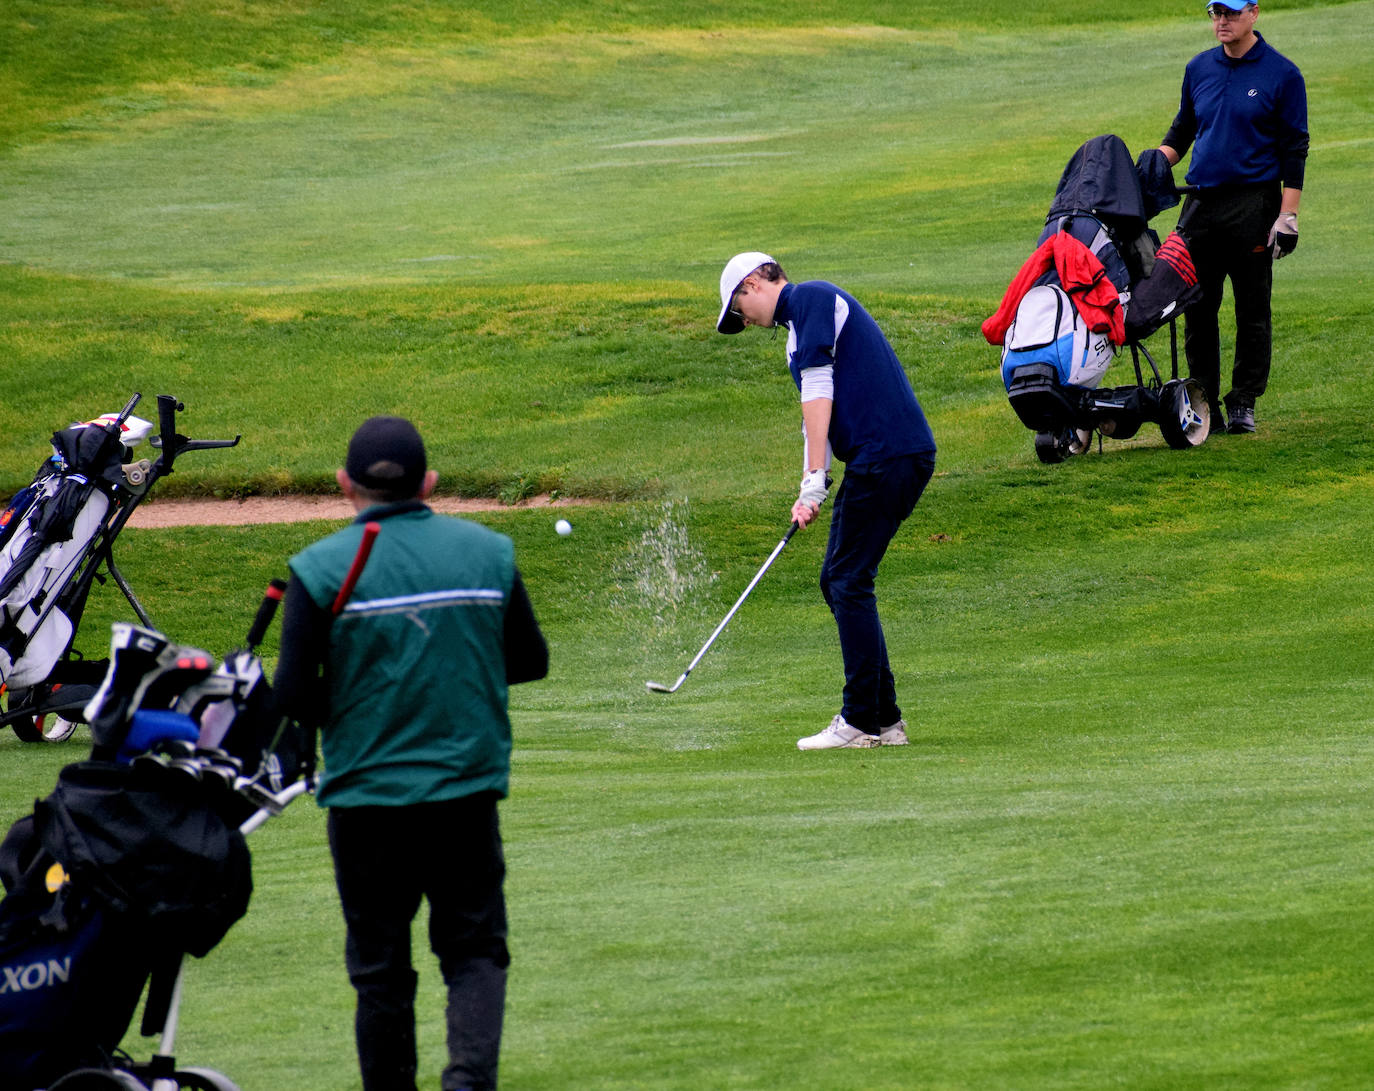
[82,586,306,820]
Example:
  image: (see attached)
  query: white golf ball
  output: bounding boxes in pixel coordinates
[555,519,573,537]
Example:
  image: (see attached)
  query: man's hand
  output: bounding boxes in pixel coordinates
[793,470,829,528]
[1268,212,1299,260]
[791,498,819,528]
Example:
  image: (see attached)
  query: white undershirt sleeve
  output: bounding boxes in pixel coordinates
[799,364,834,402]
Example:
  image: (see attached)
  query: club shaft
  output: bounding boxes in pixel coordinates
[332,521,380,615]
[677,522,798,679]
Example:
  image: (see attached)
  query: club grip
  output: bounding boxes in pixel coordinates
[246,577,289,650]
[113,392,143,428]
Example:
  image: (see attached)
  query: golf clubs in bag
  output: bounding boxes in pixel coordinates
[983,134,1209,463]
[0,581,311,1091]
[1,394,240,743]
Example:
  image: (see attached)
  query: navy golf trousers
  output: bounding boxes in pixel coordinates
[820,451,935,732]
[328,793,510,1091]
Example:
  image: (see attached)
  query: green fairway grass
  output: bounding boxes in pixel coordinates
[3,1,1374,1087]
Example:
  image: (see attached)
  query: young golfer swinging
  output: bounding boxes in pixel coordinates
[717,253,937,750]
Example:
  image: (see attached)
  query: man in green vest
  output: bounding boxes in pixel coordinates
[273,416,548,1091]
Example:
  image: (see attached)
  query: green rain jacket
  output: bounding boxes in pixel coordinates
[289,503,519,808]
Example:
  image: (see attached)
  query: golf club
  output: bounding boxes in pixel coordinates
[332,521,381,615]
[646,521,799,694]
[245,577,288,651]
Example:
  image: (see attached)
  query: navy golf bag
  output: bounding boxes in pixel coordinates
[984,134,1208,463]
[0,759,253,1090]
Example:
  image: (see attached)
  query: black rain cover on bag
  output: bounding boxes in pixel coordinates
[0,758,250,1089]
[1049,134,1181,241]
[12,760,253,957]
[50,420,128,488]
[1047,134,1152,237]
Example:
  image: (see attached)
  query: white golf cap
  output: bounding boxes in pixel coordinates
[716,251,775,334]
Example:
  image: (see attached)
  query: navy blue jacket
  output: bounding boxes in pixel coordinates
[775,281,936,470]
[1163,33,1308,190]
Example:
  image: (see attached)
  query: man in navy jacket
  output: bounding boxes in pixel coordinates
[717,253,937,750]
[1160,0,1308,434]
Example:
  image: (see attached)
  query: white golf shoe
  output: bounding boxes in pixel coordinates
[878,719,909,746]
[797,715,880,750]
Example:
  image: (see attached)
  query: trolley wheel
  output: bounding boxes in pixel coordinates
[171,1067,243,1091]
[1033,428,1084,464]
[48,1068,149,1089]
[38,714,80,742]
[1034,431,1066,464]
[1159,378,1210,449]
[11,716,42,742]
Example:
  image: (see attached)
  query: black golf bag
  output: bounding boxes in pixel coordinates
[984,134,1208,463]
[0,759,253,1090]
[0,585,309,1091]
[1,394,239,743]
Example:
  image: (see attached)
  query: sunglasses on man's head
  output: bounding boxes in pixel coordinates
[1207,3,1252,17]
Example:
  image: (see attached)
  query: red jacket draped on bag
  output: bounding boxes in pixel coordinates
[982,232,1125,347]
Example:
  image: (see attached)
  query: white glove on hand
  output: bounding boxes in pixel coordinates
[1267,212,1298,260]
[798,469,829,511]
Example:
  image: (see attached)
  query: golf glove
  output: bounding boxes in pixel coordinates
[1267,212,1298,260]
[797,469,830,510]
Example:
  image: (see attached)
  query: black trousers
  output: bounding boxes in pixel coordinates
[328,793,510,1091]
[1177,184,1281,412]
[820,451,935,731]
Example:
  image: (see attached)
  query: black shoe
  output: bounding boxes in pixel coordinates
[1227,405,1256,434]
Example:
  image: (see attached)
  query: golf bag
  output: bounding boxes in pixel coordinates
[0,587,309,1091]
[983,134,1208,463]
[0,760,253,1090]
[0,409,145,691]
[1,394,239,743]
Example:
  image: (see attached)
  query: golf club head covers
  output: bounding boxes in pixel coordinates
[84,623,214,760]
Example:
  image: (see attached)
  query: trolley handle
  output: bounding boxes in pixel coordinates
[178,437,242,452]
[151,394,241,475]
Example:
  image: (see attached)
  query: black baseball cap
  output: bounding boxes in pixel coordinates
[345,416,427,497]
